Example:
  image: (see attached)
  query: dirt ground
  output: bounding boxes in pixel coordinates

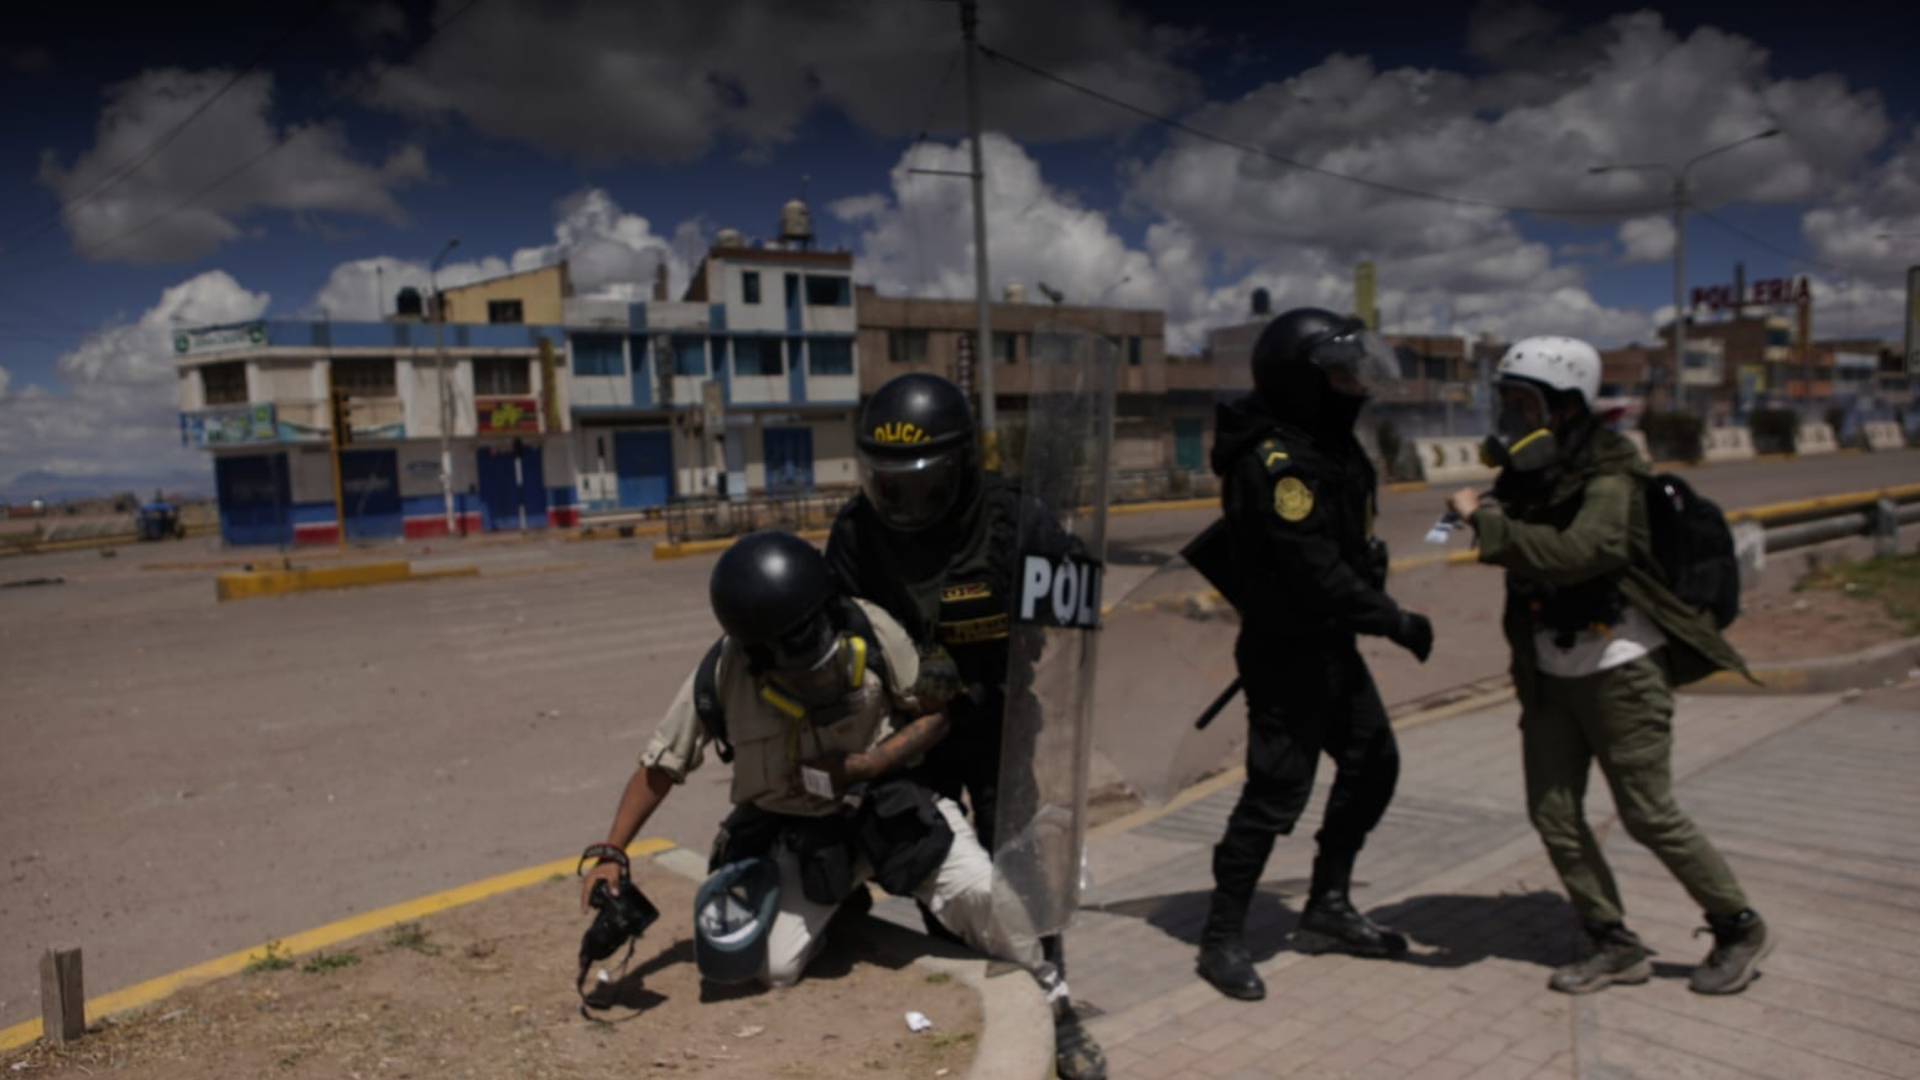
[1725,553,1917,663]
[1,869,981,1080]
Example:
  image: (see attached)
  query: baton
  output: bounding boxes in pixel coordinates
[1193,677,1244,730]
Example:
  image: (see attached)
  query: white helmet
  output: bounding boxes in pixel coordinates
[1494,336,1601,408]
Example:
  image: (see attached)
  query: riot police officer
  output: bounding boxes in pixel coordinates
[826,372,1106,1080]
[1197,308,1435,1002]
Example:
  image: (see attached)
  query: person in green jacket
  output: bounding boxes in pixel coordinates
[1446,336,1771,996]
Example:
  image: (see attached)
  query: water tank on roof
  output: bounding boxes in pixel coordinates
[1251,288,1271,316]
[715,227,744,249]
[779,199,813,249]
[1004,282,1026,303]
[396,286,424,318]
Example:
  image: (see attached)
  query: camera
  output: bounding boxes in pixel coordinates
[582,876,661,965]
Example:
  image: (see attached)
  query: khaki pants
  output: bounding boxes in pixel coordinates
[1521,653,1749,927]
[763,795,1045,987]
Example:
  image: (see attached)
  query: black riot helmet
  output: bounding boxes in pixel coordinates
[1250,307,1398,429]
[709,531,838,669]
[855,373,979,532]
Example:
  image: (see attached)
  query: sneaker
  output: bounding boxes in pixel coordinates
[1549,923,1653,994]
[1053,1006,1109,1080]
[1196,939,1266,1001]
[1689,910,1772,995]
[1295,894,1409,958]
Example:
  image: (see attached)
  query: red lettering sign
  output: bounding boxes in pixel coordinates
[1692,276,1810,311]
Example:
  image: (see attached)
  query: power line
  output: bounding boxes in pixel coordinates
[0,0,335,256]
[0,0,486,279]
[977,43,1679,219]
[1689,206,1878,279]
[904,45,964,294]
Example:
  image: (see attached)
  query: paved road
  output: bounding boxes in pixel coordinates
[1,449,1916,1028]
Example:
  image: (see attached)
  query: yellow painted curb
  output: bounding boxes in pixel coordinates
[652,528,831,561]
[213,562,479,601]
[1383,480,1430,494]
[568,521,669,542]
[0,838,677,1053]
[1108,497,1216,517]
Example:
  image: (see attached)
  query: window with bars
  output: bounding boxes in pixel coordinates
[331,358,396,397]
[487,299,524,324]
[473,358,530,396]
[201,362,247,405]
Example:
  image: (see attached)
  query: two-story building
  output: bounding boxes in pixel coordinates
[173,315,574,546]
[854,285,1177,477]
[565,238,861,512]
[176,224,866,545]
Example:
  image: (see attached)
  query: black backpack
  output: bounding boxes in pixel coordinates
[1643,473,1739,629]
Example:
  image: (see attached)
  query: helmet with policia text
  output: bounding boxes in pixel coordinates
[855,373,979,532]
[1484,335,1602,472]
[1250,307,1398,426]
[693,856,781,985]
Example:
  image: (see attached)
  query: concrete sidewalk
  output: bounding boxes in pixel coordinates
[879,678,1920,1079]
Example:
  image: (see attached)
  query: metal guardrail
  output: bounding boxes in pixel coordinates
[1731,482,1920,561]
[663,491,852,543]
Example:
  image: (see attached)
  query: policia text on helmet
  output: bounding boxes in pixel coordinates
[854,373,980,533]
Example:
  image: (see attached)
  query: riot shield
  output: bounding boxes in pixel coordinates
[1093,525,1247,807]
[989,323,1117,938]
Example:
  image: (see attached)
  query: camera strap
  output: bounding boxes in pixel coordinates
[574,845,643,1024]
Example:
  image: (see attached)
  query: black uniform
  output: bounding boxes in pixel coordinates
[825,475,1026,844]
[1195,308,1429,1001]
[1209,397,1401,899]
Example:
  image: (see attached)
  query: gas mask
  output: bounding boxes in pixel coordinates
[1481,380,1561,473]
[757,610,871,720]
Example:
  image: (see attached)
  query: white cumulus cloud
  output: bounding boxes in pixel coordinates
[0,271,269,491]
[39,67,431,263]
[1617,215,1675,263]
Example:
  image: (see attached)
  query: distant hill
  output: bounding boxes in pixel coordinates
[2,466,214,504]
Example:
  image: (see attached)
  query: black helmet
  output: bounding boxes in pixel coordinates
[709,531,836,653]
[1250,307,1398,426]
[855,373,978,532]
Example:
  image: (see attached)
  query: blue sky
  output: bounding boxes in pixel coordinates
[1,0,1916,497]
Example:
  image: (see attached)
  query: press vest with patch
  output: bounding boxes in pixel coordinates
[709,644,898,818]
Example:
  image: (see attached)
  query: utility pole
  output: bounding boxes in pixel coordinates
[431,238,461,536]
[1590,127,1777,414]
[961,0,997,469]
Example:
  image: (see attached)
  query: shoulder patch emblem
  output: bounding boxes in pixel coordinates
[1255,438,1290,475]
[1273,476,1314,522]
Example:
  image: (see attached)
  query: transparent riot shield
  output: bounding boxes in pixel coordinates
[989,324,1117,938]
[1093,523,1247,808]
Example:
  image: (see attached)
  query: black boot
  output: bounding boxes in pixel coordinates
[1549,922,1653,994]
[1296,893,1409,958]
[1052,1002,1108,1080]
[1195,833,1270,1000]
[1295,846,1407,958]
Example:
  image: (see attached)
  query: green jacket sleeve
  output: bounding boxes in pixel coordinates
[1472,472,1631,586]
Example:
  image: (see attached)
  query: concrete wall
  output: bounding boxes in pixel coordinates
[440,263,569,326]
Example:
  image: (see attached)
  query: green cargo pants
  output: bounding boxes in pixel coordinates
[1521,652,1749,926]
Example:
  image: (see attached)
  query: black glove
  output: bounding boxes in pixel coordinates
[910,643,965,709]
[1388,611,1433,663]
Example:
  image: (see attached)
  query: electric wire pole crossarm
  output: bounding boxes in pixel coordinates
[1588,128,1780,410]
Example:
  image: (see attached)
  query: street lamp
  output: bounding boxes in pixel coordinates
[1591,127,1780,413]
[431,237,461,536]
